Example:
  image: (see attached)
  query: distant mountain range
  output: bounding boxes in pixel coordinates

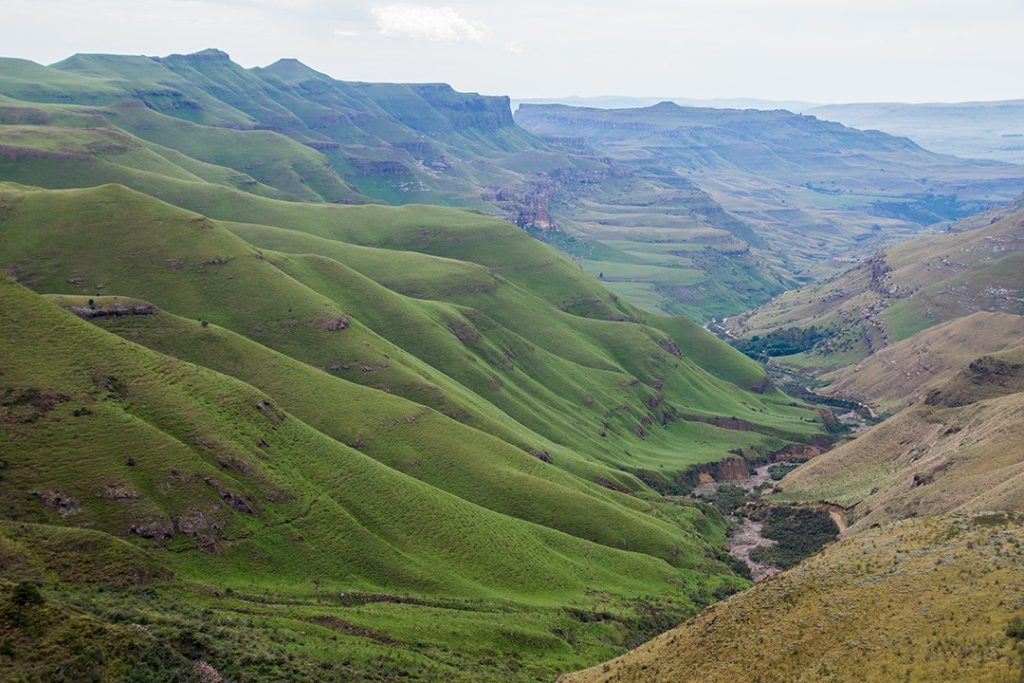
[513,95,819,112]
[517,96,1024,166]
[809,100,1024,165]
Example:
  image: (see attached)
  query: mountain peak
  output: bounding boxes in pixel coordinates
[177,48,231,61]
[260,57,328,82]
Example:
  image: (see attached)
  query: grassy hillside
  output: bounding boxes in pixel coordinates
[561,513,1024,683]
[726,199,1024,377]
[1,275,755,680]
[0,183,820,478]
[824,311,1024,412]
[0,170,824,679]
[777,345,1024,530]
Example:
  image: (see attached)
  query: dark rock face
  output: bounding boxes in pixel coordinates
[32,490,81,516]
[129,518,174,541]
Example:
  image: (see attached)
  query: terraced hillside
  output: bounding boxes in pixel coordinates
[561,513,1024,683]
[516,102,1024,314]
[0,163,827,679]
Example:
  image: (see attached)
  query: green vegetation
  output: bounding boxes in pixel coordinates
[0,64,833,678]
[748,507,839,568]
[732,325,830,358]
[728,200,1024,384]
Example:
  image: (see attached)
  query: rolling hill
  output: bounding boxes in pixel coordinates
[2,274,748,681]
[823,311,1024,412]
[777,344,1024,531]
[0,149,824,679]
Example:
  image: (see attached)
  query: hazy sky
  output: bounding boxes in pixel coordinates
[5,0,1023,103]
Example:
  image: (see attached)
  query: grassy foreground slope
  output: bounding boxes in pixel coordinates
[0,275,748,680]
[562,513,1024,683]
[0,180,823,679]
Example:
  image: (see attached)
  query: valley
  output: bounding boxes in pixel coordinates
[0,45,1022,683]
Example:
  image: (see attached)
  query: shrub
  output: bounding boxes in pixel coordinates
[1007,615,1024,641]
[10,581,44,607]
[750,507,839,568]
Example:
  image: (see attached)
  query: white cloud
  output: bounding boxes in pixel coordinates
[334,28,360,37]
[372,4,490,43]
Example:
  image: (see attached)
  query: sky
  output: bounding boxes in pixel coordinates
[4,0,1023,104]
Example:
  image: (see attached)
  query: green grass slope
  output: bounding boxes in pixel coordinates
[0,276,746,680]
[46,292,719,568]
[0,182,821,482]
[0,95,362,203]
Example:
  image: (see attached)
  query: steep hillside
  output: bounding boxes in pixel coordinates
[0,172,827,679]
[778,345,1024,529]
[726,199,1024,376]
[0,183,821,485]
[824,311,1024,411]
[0,275,752,680]
[561,513,1024,683]
[811,99,1024,164]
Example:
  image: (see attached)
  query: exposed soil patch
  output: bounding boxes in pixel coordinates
[728,516,779,582]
